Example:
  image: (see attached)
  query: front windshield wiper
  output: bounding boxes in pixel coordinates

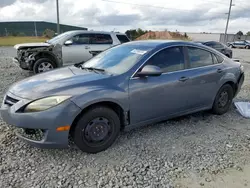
[81,66,105,73]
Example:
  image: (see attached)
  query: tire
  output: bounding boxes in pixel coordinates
[245,46,250,49]
[212,84,234,115]
[73,106,120,153]
[20,67,29,70]
[33,58,56,74]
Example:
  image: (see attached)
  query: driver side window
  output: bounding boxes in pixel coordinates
[145,47,185,73]
[71,34,90,45]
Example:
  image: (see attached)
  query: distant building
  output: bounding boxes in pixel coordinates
[0,21,87,36]
[183,32,221,42]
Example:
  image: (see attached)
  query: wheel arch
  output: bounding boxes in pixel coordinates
[69,101,128,137]
[33,51,59,68]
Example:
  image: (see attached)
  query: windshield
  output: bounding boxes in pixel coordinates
[47,32,72,44]
[82,44,152,74]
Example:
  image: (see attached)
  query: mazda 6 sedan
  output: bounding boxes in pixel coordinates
[0,40,245,153]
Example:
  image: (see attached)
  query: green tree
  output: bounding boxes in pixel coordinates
[236,31,243,36]
[246,31,250,36]
[43,29,55,38]
[125,28,148,40]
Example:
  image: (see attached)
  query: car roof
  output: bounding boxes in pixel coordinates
[123,40,211,49]
[63,30,127,35]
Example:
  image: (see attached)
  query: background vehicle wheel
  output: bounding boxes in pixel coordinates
[245,46,250,49]
[212,84,234,115]
[20,67,29,70]
[73,106,120,153]
[33,58,56,74]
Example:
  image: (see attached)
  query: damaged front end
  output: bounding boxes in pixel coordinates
[14,44,62,70]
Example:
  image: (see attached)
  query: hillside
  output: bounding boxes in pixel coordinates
[136,31,189,40]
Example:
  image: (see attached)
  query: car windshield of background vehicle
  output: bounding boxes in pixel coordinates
[47,32,73,44]
[82,45,152,74]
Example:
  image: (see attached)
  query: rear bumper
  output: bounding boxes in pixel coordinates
[0,92,81,148]
[236,73,244,96]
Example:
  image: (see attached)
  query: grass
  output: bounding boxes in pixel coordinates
[0,36,49,46]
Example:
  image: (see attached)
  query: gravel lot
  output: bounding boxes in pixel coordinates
[0,47,250,188]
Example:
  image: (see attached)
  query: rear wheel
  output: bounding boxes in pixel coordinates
[33,58,56,74]
[73,106,120,153]
[245,45,250,49]
[212,84,234,115]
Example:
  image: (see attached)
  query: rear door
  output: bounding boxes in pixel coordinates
[184,46,226,109]
[234,41,243,48]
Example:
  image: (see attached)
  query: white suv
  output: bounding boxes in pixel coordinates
[14,30,130,74]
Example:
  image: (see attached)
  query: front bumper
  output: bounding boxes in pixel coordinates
[0,92,81,148]
[13,57,30,69]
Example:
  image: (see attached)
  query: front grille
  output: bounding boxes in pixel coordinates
[4,95,19,106]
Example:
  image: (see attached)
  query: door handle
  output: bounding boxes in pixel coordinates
[217,69,223,73]
[85,46,90,49]
[179,76,189,82]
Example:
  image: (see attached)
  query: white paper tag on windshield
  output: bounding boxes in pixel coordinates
[131,49,147,55]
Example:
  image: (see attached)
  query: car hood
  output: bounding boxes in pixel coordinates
[9,66,111,99]
[14,42,51,50]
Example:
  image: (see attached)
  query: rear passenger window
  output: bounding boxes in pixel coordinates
[116,35,130,43]
[187,47,213,68]
[215,54,224,63]
[212,54,219,64]
[90,34,113,44]
[146,47,185,73]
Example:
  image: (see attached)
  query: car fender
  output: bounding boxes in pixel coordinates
[70,86,129,112]
[32,44,63,67]
[218,72,237,88]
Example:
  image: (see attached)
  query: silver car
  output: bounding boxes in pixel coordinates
[14,30,130,74]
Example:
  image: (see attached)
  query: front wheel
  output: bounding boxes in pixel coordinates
[212,84,234,115]
[33,58,56,74]
[73,106,120,153]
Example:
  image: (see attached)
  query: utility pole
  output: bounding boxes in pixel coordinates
[224,0,233,43]
[34,22,37,37]
[56,0,60,35]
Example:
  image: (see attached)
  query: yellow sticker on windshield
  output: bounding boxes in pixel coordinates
[131,49,147,55]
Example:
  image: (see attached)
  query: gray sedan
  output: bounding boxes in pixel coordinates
[0,40,245,153]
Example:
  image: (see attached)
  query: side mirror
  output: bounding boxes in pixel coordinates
[64,40,73,46]
[136,65,163,77]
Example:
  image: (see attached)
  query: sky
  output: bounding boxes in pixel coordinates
[0,0,249,34]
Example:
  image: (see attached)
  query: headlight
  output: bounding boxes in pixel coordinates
[24,96,71,112]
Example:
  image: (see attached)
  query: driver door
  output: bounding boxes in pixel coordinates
[62,33,93,66]
[129,46,190,124]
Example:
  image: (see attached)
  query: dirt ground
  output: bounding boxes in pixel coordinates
[176,165,250,188]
